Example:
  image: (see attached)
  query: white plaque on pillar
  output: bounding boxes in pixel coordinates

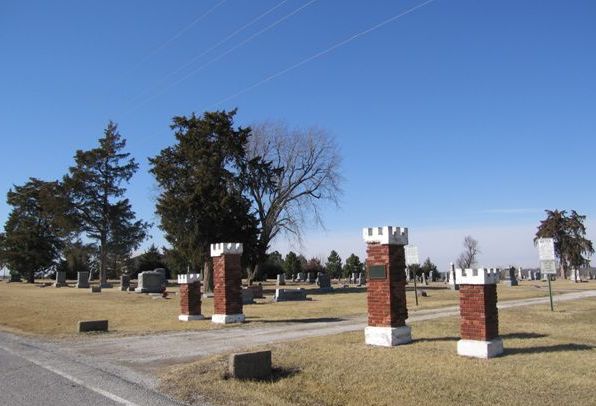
[405,245,419,266]
[537,238,555,261]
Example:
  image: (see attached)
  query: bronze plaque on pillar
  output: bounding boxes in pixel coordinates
[368,264,386,280]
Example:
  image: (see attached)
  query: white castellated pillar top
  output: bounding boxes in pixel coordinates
[210,242,243,257]
[362,226,408,245]
[177,273,201,284]
[455,268,500,285]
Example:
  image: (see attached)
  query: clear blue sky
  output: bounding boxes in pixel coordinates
[1,0,595,268]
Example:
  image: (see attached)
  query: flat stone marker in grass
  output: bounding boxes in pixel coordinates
[273,288,309,302]
[229,350,272,380]
[90,286,101,293]
[77,320,108,333]
[242,289,255,304]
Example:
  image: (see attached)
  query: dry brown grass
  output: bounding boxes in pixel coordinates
[0,278,593,337]
[160,297,596,406]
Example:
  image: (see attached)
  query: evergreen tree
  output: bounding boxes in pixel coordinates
[342,253,364,278]
[149,111,258,291]
[64,122,149,287]
[283,251,302,279]
[420,257,438,281]
[325,250,342,279]
[0,179,71,283]
[535,209,594,278]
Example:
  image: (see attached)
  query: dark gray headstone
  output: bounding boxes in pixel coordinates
[273,288,309,302]
[54,271,67,287]
[76,272,89,289]
[77,320,108,332]
[135,271,164,293]
[229,351,271,380]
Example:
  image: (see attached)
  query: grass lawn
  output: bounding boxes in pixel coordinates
[0,278,593,337]
[159,297,596,406]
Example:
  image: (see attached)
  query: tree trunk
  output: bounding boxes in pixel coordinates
[203,259,213,293]
[99,235,108,286]
[559,263,566,279]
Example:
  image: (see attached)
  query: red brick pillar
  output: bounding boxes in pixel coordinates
[178,274,204,321]
[211,243,244,324]
[456,268,503,358]
[363,226,412,346]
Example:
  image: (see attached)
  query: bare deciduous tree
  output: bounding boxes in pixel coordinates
[456,235,480,269]
[244,122,343,282]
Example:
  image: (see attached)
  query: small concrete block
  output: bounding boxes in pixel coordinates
[178,314,205,321]
[457,338,504,359]
[365,326,412,347]
[90,286,101,293]
[229,350,272,380]
[77,320,108,332]
[212,314,245,324]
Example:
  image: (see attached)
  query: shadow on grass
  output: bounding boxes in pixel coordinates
[223,366,301,382]
[415,336,459,343]
[504,343,594,355]
[502,332,548,340]
[258,317,345,324]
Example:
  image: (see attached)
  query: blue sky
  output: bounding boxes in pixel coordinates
[1,0,595,269]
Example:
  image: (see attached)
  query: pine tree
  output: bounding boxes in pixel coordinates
[64,122,149,287]
[342,254,364,279]
[325,250,342,279]
[283,251,302,279]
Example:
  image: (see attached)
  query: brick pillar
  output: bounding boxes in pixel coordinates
[363,226,412,346]
[178,274,204,321]
[211,242,245,324]
[456,268,503,358]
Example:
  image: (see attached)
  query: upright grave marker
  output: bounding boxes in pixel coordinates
[537,237,556,311]
[405,245,420,305]
[211,242,245,324]
[456,268,503,358]
[363,226,411,346]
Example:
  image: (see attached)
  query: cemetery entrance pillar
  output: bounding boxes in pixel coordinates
[211,243,245,324]
[363,226,411,346]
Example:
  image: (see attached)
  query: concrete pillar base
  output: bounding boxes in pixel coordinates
[212,313,245,324]
[365,326,412,347]
[178,314,205,322]
[457,338,503,359]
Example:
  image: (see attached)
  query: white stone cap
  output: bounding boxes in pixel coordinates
[210,242,243,257]
[455,268,499,285]
[362,226,408,245]
[177,273,200,284]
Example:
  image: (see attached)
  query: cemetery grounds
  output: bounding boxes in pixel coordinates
[0,280,595,405]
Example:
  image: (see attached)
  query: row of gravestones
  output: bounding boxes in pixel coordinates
[49,268,167,293]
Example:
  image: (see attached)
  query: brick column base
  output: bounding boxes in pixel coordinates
[211,243,245,324]
[178,275,204,321]
[456,268,503,358]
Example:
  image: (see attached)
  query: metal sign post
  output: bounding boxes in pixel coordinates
[405,245,420,306]
[537,238,556,311]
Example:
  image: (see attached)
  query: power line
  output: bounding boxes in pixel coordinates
[125,0,318,114]
[126,0,290,106]
[210,0,436,108]
[126,0,227,75]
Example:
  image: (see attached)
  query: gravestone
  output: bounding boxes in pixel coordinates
[357,272,366,286]
[77,320,108,332]
[296,272,304,282]
[242,289,255,305]
[120,274,130,291]
[90,286,101,293]
[351,272,358,285]
[317,272,332,292]
[153,268,167,282]
[135,270,165,293]
[276,273,286,286]
[502,267,518,287]
[273,288,309,302]
[76,271,90,288]
[569,268,580,282]
[448,262,459,290]
[245,284,263,299]
[517,267,523,280]
[306,272,315,284]
[229,351,272,380]
[53,271,67,287]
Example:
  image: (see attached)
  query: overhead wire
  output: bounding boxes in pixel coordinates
[209,0,436,108]
[125,0,291,106]
[125,0,318,114]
